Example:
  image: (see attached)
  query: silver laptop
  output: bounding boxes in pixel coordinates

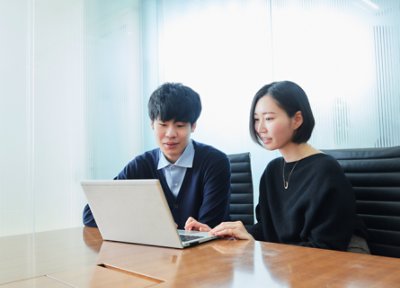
[81,179,218,249]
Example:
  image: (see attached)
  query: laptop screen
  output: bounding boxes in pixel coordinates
[82,179,216,249]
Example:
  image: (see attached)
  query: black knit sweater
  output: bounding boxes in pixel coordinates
[249,153,367,251]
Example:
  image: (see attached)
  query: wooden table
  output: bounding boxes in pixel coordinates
[1,227,400,287]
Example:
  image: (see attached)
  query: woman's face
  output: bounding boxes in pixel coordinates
[253,95,301,151]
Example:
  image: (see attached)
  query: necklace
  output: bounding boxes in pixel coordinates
[282,159,299,190]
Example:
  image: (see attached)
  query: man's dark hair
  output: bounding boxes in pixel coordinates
[148,82,202,124]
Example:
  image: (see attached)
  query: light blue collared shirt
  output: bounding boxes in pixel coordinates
[157,140,194,197]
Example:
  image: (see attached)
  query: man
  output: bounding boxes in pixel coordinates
[83,82,231,228]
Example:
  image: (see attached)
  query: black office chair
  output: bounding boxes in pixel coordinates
[227,153,255,230]
[323,146,400,258]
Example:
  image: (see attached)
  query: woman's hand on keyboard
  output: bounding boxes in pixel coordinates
[210,221,254,240]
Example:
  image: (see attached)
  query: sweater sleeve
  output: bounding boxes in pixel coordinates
[82,203,98,227]
[197,153,231,228]
[249,167,279,242]
[248,206,264,241]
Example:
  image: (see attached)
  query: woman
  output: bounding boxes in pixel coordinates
[186,80,369,253]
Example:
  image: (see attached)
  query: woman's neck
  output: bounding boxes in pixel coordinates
[279,143,320,162]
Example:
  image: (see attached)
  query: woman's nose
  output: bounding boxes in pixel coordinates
[256,120,266,133]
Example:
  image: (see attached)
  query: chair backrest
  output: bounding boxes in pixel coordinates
[323,146,400,258]
[227,153,254,230]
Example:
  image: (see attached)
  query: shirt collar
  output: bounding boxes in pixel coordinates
[157,140,194,169]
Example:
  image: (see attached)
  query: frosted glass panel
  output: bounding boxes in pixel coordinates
[146,0,400,205]
[268,0,400,149]
[151,0,400,154]
[0,0,86,236]
[0,0,33,236]
[151,0,271,153]
[0,0,142,236]
[85,0,143,179]
[1,0,399,237]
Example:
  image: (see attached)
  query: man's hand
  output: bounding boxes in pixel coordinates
[184,217,211,232]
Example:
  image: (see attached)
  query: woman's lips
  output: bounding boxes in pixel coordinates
[262,137,272,145]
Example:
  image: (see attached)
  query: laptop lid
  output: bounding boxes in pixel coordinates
[81,179,217,249]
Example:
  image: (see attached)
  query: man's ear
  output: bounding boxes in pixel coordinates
[191,122,197,132]
[293,111,303,130]
[151,120,154,129]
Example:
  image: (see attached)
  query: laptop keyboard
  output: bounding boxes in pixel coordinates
[180,234,203,242]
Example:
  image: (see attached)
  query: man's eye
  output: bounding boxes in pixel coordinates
[175,123,186,128]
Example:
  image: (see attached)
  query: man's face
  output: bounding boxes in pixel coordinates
[152,119,196,163]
